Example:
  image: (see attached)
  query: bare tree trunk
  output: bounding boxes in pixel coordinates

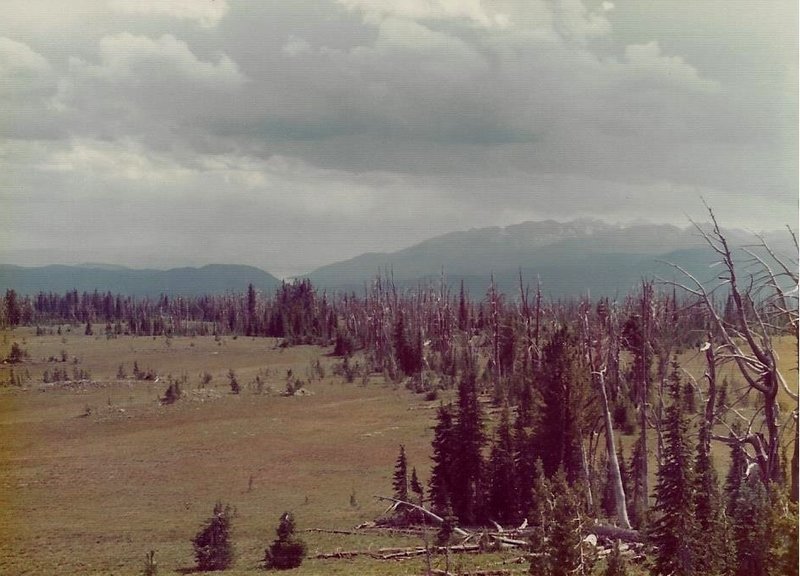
[598,368,632,529]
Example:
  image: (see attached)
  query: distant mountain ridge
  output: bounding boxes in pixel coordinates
[1,220,794,298]
[0,264,282,297]
[304,219,795,297]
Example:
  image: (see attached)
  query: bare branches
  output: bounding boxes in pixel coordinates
[664,204,799,482]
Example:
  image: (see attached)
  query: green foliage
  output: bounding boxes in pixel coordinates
[264,512,307,570]
[8,341,27,364]
[192,502,235,571]
[732,475,770,576]
[692,419,729,576]
[392,445,408,503]
[548,471,587,576]
[429,403,456,514]
[435,498,457,547]
[451,358,485,523]
[488,404,518,524]
[604,540,629,576]
[766,487,799,576]
[536,328,585,483]
[648,360,699,576]
[410,467,423,501]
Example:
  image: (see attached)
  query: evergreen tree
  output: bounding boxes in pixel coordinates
[192,502,235,571]
[731,475,770,576]
[394,312,421,375]
[628,431,647,528]
[693,419,728,575]
[648,360,698,576]
[429,403,455,514]
[392,445,409,502]
[548,471,586,576]
[457,280,470,332]
[766,486,799,576]
[724,440,747,515]
[264,512,307,570]
[488,404,518,524]
[528,461,553,576]
[536,328,584,482]
[436,496,458,546]
[410,467,424,502]
[513,410,535,520]
[451,362,485,523]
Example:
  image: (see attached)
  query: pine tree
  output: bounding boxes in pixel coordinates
[429,403,455,514]
[724,440,747,516]
[488,404,518,524]
[436,496,458,546]
[536,328,584,482]
[192,502,235,571]
[392,445,409,503]
[513,410,535,520]
[731,475,770,576]
[648,360,698,576]
[410,467,424,502]
[528,461,553,576]
[693,418,727,575]
[451,361,485,523]
[766,486,799,576]
[548,471,585,576]
[264,512,307,570]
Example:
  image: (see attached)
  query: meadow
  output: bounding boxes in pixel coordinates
[0,327,525,575]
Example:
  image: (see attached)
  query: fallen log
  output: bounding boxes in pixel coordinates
[314,550,365,559]
[586,523,644,543]
[431,570,511,576]
[304,528,365,536]
[374,496,470,537]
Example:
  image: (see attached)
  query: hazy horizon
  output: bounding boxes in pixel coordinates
[2,1,797,278]
[2,216,796,280]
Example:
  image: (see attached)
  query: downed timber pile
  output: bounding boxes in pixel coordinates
[312,496,646,563]
[313,544,481,560]
[430,570,511,576]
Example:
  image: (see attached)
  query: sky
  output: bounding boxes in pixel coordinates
[0,0,797,278]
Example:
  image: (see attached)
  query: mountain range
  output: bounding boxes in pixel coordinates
[0,264,281,297]
[1,220,794,298]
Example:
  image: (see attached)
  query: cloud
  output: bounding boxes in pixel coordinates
[0,37,54,97]
[0,1,795,273]
[80,33,245,86]
[336,0,506,28]
[623,41,719,92]
[110,0,229,28]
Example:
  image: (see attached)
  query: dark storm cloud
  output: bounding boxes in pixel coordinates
[0,0,796,277]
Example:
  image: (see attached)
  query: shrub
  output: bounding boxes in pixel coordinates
[142,550,158,576]
[264,512,307,570]
[162,382,181,405]
[192,502,235,571]
[8,342,27,364]
[228,369,240,394]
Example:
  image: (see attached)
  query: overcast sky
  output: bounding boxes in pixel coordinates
[1,1,796,277]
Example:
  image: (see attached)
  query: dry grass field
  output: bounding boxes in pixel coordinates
[0,327,795,575]
[0,328,525,575]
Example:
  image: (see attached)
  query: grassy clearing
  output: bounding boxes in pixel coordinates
[0,327,475,575]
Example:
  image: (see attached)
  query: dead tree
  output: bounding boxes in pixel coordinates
[582,305,632,529]
[664,205,799,485]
